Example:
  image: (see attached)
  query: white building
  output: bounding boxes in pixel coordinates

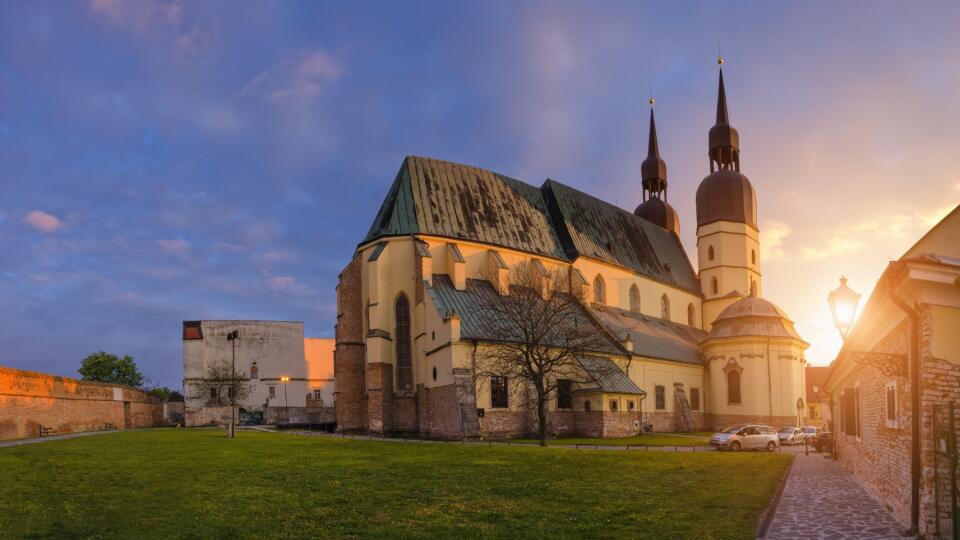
[182,320,334,426]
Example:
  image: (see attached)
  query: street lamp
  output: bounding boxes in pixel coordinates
[226,330,239,438]
[827,276,861,340]
[280,375,290,424]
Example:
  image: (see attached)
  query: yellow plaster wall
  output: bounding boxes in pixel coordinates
[697,221,762,328]
[628,358,705,414]
[931,305,960,365]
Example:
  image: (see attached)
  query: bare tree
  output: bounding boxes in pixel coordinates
[476,261,624,446]
[191,360,255,438]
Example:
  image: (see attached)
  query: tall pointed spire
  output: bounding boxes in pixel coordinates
[641,96,667,201]
[708,57,740,173]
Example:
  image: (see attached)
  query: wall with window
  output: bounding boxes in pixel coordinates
[696,220,761,331]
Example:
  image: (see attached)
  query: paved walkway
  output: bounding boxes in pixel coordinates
[763,450,911,539]
[0,429,122,449]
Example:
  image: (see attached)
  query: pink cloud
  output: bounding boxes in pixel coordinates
[156,238,190,253]
[23,210,62,232]
[241,49,341,107]
[88,0,182,31]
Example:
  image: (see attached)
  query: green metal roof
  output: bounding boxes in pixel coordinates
[363,156,701,294]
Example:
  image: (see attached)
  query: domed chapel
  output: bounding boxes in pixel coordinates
[334,64,809,439]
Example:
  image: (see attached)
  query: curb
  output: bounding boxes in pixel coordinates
[755,452,795,539]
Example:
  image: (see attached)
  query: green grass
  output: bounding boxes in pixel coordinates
[514,431,714,447]
[0,429,789,539]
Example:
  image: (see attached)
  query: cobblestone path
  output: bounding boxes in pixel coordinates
[763,450,911,539]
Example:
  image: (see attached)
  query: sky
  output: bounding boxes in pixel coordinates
[2,1,959,388]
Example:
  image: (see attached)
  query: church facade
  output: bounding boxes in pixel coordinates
[334,69,809,439]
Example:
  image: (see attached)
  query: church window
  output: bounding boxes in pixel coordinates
[557,379,572,409]
[711,277,718,295]
[690,388,700,411]
[660,295,670,320]
[751,249,757,265]
[490,376,509,408]
[395,294,413,392]
[687,303,696,326]
[610,399,618,412]
[593,275,606,305]
[708,246,715,261]
[655,385,665,410]
[629,285,641,313]
[250,364,258,379]
[727,371,741,404]
[750,279,758,296]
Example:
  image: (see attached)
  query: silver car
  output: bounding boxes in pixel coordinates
[777,427,803,446]
[710,424,780,452]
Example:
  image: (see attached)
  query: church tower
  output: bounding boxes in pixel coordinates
[696,63,761,330]
[634,98,680,235]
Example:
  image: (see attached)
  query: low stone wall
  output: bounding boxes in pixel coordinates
[706,414,797,431]
[0,365,163,440]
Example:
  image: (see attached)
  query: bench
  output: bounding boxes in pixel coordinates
[39,425,58,437]
[104,422,116,431]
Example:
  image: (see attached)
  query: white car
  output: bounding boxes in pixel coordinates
[777,427,803,446]
[710,424,780,452]
[800,426,822,442]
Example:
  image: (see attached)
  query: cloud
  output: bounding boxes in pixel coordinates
[760,220,792,262]
[241,49,341,107]
[156,238,190,253]
[195,105,242,135]
[266,276,297,292]
[88,0,182,31]
[23,210,62,232]
[799,234,867,262]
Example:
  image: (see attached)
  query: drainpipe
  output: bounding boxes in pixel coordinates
[888,266,920,535]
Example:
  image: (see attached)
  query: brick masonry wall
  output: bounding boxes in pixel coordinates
[601,411,642,437]
[480,409,530,439]
[366,362,393,434]
[832,319,912,529]
[0,365,162,439]
[547,410,577,437]
[335,255,368,433]
[418,383,463,440]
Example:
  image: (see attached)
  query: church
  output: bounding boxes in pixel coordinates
[334,66,809,439]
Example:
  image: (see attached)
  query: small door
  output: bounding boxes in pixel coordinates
[123,401,132,429]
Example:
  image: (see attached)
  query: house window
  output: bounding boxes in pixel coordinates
[660,295,670,320]
[843,389,857,436]
[227,386,235,399]
[886,383,897,427]
[490,376,508,408]
[690,388,700,411]
[687,303,696,327]
[727,371,741,404]
[313,389,322,400]
[250,364,258,379]
[655,385,665,410]
[629,285,641,313]
[627,400,635,411]
[584,399,592,412]
[593,275,606,305]
[708,246,715,261]
[210,388,218,399]
[610,399,618,412]
[557,379,572,409]
[711,277,718,295]
[809,405,818,419]
[269,386,276,399]
[395,294,413,392]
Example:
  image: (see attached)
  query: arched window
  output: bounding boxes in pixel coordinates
[629,285,641,313]
[750,279,758,296]
[728,370,742,404]
[593,275,605,305]
[687,303,696,327]
[395,294,412,391]
[708,246,715,261]
[250,364,258,380]
[751,249,757,265]
[660,294,670,320]
[711,276,718,295]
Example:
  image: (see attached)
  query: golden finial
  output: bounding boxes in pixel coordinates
[717,54,724,65]
[649,95,655,106]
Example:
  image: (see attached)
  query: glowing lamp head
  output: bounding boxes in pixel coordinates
[828,276,861,340]
[280,376,290,382]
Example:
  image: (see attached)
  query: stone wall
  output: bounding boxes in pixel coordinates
[417,383,463,439]
[0,365,163,440]
[334,255,368,433]
[479,409,530,439]
[601,411,642,437]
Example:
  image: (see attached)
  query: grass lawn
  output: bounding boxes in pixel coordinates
[514,431,715,447]
[0,429,789,539]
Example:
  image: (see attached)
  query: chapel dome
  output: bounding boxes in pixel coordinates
[695,169,757,229]
[634,197,680,235]
[705,295,806,342]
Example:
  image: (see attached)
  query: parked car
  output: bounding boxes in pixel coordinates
[710,424,780,452]
[811,431,834,453]
[777,427,803,446]
[801,426,822,442]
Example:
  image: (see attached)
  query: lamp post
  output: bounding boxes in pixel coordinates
[280,375,290,424]
[226,330,239,438]
[827,276,861,341]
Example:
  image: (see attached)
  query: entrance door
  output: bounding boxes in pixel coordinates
[123,401,132,429]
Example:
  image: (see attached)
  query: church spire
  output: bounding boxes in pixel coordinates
[641,97,667,202]
[708,58,741,173]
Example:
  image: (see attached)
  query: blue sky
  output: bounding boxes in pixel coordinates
[2,1,960,388]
